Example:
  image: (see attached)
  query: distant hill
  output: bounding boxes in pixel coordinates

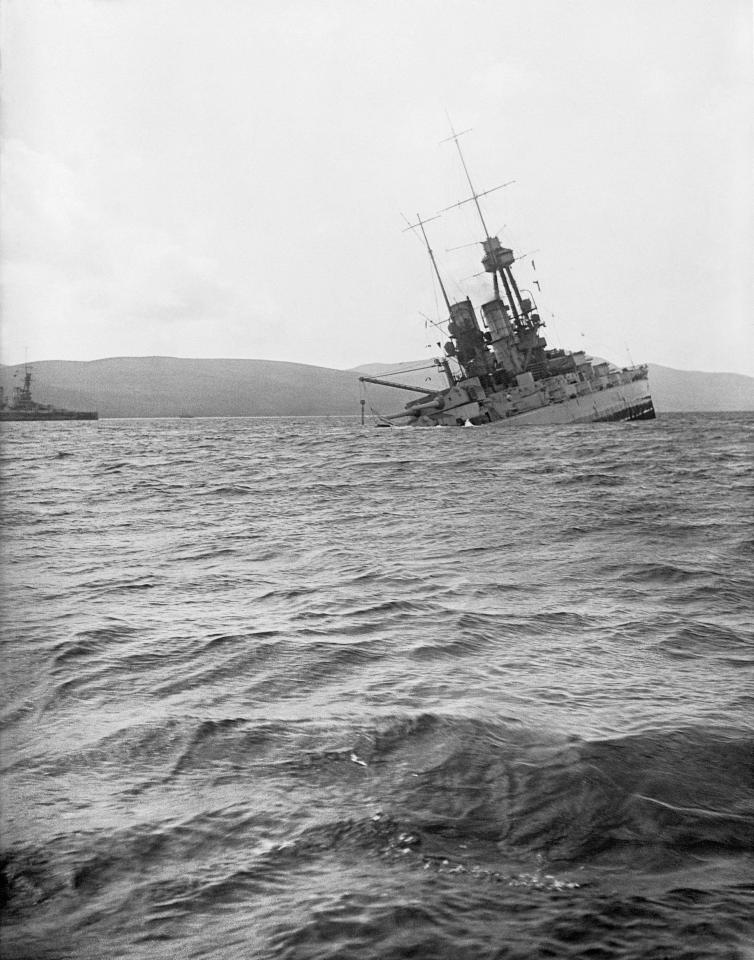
[0,357,421,419]
[645,364,754,412]
[1,356,752,418]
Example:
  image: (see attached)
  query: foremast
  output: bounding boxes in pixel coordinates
[438,124,550,388]
[11,365,36,411]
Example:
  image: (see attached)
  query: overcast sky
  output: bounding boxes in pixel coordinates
[2,0,752,374]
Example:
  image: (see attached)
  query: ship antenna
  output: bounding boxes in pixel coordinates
[402,212,452,312]
[440,120,529,324]
[441,119,490,237]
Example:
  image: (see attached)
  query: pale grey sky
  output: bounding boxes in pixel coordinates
[2,0,752,374]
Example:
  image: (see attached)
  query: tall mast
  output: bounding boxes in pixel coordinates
[442,121,491,238]
[441,124,534,326]
[440,120,514,239]
[403,212,452,312]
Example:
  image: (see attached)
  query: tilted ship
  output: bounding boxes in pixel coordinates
[0,366,98,421]
[360,132,655,427]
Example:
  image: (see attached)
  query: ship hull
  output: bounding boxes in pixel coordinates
[488,377,655,426]
[1,411,98,421]
[396,374,655,427]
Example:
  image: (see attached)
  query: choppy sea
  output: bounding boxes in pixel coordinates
[1,413,752,960]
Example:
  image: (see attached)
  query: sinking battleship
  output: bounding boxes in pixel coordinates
[0,366,98,421]
[360,132,655,427]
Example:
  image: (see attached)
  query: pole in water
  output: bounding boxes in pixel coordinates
[360,398,366,426]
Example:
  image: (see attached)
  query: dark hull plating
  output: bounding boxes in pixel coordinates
[595,398,656,422]
[1,410,98,421]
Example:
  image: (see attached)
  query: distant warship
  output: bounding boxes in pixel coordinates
[1,366,98,421]
[360,130,655,427]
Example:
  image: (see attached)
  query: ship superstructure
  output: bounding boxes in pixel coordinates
[0,366,98,421]
[360,130,655,427]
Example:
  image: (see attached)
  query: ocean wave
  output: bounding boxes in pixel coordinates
[2,413,753,959]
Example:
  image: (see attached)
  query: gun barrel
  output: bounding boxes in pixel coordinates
[358,375,438,395]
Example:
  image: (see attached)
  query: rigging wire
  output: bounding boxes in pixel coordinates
[429,259,441,327]
[372,362,440,378]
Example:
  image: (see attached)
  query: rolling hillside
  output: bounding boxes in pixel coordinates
[0,357,413,419]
